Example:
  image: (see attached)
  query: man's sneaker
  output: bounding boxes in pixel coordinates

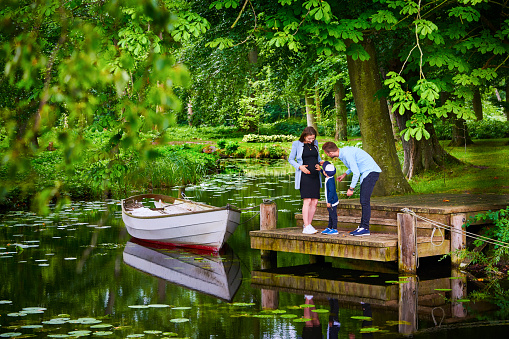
[302,224,318,234]
[328,229,339,235]
[350,227,370,236]
[321,227,333,234]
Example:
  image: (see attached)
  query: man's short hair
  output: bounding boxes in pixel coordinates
[322,141,339,153]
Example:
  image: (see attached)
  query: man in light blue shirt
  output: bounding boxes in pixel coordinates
[321,142,381,236]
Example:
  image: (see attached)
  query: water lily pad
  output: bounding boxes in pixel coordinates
[351,316,373,321]
[68,330,92,336]
[0,300,13,304]
[162,332,178,337]
[148,304,170,308]
[293,317,312,323]
[126,335,144,338]
[360,327,380,333]
[90,324,112,329]
[74,318,101,325]
[280,314,298,319]
[43,319,68,325]
[21,309,45,314]
[64,258,77,260]
[92,331,113,336]
[299,304,315,308]
[271,309,286,314]
[0,333,22,338]
[21,325,44,329]
[7,312,27,317]
[171,307,191,310]
[311,309,329,313]
[38,263,50,267]
[48,334,70,338]
[128,305,149,309]
[170,318,189,323]
[230,303,255,307]
[143,331,162,334]
[48,335,71,338]
[22,307,47,311]
[386,320,411,326]
[434,288,452,292]
[252,314,273,318]
[455,299,471,303]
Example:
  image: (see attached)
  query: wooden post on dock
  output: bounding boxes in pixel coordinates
[397,213,417,274]
[260,200,277,267]
[450,213,466,267]
[260,200,279,309]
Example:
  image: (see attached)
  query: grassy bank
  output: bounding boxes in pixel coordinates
[408,139,509,195]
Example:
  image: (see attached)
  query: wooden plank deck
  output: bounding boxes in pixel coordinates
[251,194,508,269]
[250,227,450,262]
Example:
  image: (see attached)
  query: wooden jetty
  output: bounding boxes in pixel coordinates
[250,194,509,273]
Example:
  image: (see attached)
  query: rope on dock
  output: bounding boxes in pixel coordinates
[401,208,509,250]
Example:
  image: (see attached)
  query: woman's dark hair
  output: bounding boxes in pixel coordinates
[298,126,317,142]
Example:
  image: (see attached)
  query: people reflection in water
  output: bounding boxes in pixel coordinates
[302,295,321,339]
[327,298,341,339]
[301,295,341,339]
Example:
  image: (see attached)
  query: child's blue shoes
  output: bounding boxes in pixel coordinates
[321,228,338,235]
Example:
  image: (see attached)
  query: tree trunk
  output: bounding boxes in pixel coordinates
[346,39,413,196]
[472,87,483,121]
[187,101,193,126]
[395,110,462,179]
[334,80,348,141]
[315,74,321,121]
[388,102,400,141]
[304,90,318,132]
[449,116,473,147]
[506,80,509,120]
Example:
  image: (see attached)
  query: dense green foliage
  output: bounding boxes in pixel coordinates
[434,119,509,140]
[0,142,218,211]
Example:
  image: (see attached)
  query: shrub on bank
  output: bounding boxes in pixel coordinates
[242,134,294,143]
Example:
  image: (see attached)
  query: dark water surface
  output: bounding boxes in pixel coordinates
[1,159,508,338]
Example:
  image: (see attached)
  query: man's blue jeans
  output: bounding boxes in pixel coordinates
[359,172,380,230]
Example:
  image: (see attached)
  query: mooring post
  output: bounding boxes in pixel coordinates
[398,275,418,336]
[260,199,277,268]
[450,213,467,267]
[397,213,417,274]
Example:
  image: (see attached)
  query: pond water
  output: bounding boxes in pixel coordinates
[1,159,508,339]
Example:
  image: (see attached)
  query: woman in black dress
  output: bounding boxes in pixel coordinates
[288,126,322,234]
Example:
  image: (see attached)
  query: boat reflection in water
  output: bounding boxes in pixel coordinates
[123,238,243,302]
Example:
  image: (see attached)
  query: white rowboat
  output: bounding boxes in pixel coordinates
[121,194,241,251]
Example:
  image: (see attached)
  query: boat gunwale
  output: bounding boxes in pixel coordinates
[121,193,241,220]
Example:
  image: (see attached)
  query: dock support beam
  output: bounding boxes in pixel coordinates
[397,213,417,274]
[260,200,277,268]
[450,213,466,267]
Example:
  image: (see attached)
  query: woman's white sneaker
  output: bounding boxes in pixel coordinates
[302,225,318,234]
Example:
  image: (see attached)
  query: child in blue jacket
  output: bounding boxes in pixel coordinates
[320,161,339,235]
